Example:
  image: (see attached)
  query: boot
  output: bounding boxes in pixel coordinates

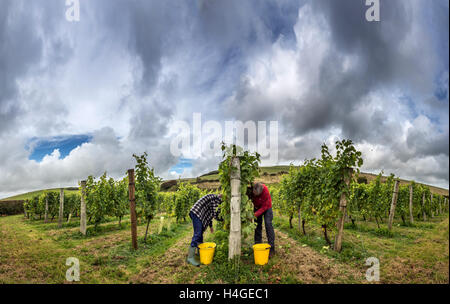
[269,248,275,259]
[187,246,200,266]
[195,247,199,257]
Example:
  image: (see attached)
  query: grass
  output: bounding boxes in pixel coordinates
[0,214,191,283]
[0,210,448,284]
[273,212,449,283]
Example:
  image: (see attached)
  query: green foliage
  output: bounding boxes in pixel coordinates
[304,140,363,230]
[85,174,108,227]
[110,177,128,224]
[348,181,370,221]
[133,153,161,223]
[278,165,305,221]
[0,201,24,216]
[174,182,203,222]
[275,140,363,245]
[396,184,410,224]
[63,193,81,219]
[23,191,60,220]
[84,172,130,228]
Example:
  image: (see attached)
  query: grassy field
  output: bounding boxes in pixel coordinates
[0,211,448,284]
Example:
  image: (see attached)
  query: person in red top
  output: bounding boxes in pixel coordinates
[249,182,275,258]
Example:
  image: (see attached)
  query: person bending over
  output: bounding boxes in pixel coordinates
[250,182,275,258]
[187,193,222,266]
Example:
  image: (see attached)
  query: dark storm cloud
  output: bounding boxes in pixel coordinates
[407,126,449,157]
[91,0,193,95]
[0,0,73,136]
[286,0,434,138]
[196,0,301,51]
[0,0,43,134]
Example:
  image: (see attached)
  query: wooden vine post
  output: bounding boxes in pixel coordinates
[388,180,400,231]
[58,188,64,228]
[408,184,414,224]
[44,195,49,223]
[422,193,427,221]
[430,193,433,216]
[439,196,442,215]
[334,167,352,252]
[80,180,87,236]
[128,169,138,250]
[228,156,241,259]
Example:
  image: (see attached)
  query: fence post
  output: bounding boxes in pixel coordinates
[439,196,442,215]
[44,195,49,223]
[128,169,138,250]
[388,180,400,231]
[58,188,64,228]
[80,180,87,235]
[334,167,352,252]
[422,193,427,221]
[229,156,241,259]
[408,184,414,224]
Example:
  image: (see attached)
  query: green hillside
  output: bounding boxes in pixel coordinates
[1,188,80,201]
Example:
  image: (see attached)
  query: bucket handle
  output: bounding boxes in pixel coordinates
[255,246,271,251]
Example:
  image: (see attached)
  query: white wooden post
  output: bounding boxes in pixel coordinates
[422,193,427,221]
[439,196,442,215]
[80,181,87,235]
[228,156,241,259]
[388,180,400,231]
[44,195,49,223]
[58,188,64,228]
[334,168,352,252]
[408,184,414,224]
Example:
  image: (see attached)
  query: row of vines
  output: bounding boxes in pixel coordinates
[23,153,217,240]
[270,140,448,249]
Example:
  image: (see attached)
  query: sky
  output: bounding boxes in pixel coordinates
[0,0,448,198]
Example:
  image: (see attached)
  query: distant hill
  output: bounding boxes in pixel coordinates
[164,166,449,196]
[0,188,80,201]
[1,166,448,201]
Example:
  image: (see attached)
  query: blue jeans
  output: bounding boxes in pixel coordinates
[255,208,275,252]
[190,211,204,248]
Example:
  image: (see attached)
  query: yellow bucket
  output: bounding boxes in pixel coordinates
[198,242,216,265]
[253,243,271,265]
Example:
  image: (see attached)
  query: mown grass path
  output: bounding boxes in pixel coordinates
[0,215,192,283]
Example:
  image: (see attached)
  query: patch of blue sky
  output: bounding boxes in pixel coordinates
[169,158,193,174]
[398,95,419,118]
[434,85,448,101]
[399,93,443,127]
[27,134,92,162]
[434,71,449,102]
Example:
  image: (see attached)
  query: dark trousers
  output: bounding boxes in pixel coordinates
[254,208,275,252]
[190,211,204,248]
